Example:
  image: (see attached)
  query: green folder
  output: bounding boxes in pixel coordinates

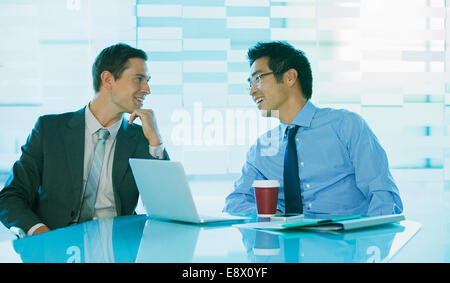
[234,214,406,232]
[281,215,361,229]
[234,215,361,230]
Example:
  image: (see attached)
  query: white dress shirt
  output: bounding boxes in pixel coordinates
[83,105,122,220]
[26,105,164,236]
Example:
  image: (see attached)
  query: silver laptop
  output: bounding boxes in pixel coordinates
[129,158,249,224]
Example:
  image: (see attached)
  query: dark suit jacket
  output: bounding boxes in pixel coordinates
[0,107,169,233]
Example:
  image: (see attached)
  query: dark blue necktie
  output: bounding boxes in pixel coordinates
[283,125,303,214]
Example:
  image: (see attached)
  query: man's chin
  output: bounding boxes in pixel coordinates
[126,104,142,113]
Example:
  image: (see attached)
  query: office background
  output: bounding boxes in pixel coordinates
[0,0,449,258]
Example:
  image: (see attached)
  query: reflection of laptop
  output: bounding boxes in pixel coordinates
[129,159,249,224]
[135,219,200,262]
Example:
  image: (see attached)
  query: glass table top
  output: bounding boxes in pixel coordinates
[0,214,421,263]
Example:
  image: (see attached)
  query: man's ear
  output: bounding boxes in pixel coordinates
[100,70,114,90]
[285,68,298,88]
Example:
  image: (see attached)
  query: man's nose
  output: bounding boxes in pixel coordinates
[249,83,258,96]
[142,81,150,95]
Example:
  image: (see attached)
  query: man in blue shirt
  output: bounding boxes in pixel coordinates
[223,41,403,216]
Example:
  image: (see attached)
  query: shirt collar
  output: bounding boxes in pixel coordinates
[85,103,122,139]
[280,100,317,135]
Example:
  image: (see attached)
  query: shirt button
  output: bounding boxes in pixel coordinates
[300,162,304,167]
[296,138,299,142]
[305,183,310,188]
[308,203,312,208]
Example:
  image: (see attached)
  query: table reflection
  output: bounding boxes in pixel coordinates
[11,215,234,263]
[135,219,201,262]
[12,215,147,263]
[238,222,413,263]
[8,214,421,263]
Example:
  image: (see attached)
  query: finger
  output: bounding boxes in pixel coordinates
[141,109,155,121]
[143,109,154,115]
[129,111,139,124]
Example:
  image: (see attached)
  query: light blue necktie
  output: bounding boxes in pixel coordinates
[79,129,110,223]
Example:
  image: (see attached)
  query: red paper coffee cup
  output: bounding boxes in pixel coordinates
[253,180,280,217]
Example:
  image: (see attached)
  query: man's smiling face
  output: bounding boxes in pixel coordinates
[249,56,288,116]
[109,57,151,114]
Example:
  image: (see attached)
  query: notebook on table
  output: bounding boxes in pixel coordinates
[234,214,406,232]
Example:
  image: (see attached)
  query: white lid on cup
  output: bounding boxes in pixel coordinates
[252,180,280,188]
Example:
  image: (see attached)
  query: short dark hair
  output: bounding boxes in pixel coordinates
[92,43,148,93]
[247,41,313,100]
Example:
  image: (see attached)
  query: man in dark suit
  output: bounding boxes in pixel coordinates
[0,43,169,236]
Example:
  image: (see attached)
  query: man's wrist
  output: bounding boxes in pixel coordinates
[147,131,163,147]
[27,223,47,236]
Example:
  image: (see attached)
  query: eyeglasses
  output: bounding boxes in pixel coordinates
[247,72,274,90]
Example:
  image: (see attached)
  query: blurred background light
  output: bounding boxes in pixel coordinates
[0,0,449,227]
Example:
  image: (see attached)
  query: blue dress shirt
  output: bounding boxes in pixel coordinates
[223,101,403,216]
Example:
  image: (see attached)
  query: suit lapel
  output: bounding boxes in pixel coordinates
[112,120,138,215]
[63,107,86,198]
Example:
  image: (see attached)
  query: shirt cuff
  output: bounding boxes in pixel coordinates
[27,223,46,237]
[149,144,165,159]
[9,226,26,239]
